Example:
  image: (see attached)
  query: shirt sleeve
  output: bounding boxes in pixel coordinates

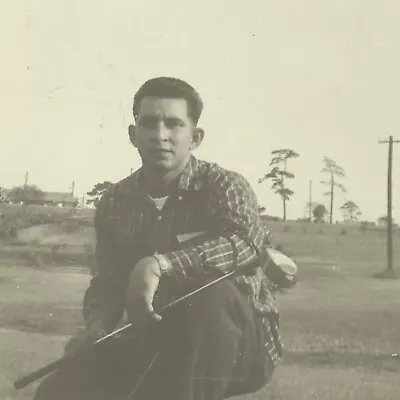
[83,189,129,333]
[160,170,266,280]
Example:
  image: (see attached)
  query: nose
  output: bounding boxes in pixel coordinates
[150,120,170,142]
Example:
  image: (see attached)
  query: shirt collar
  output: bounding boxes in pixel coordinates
[177,155,204,192]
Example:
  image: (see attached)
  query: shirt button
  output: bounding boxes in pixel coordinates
[157,215,162,221]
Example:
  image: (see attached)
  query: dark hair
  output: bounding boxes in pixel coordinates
[132,77,203,124]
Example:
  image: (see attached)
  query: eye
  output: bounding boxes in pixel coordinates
[138,117,158,129]
[165,118,185,129]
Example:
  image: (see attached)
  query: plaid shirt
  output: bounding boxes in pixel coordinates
[85,156,282,366]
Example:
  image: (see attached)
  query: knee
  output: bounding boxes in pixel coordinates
[33,374,58,400]
[32,369,75,400]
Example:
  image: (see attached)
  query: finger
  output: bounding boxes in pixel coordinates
[150,310,162,322]
[126,293,156,322]
[145,302,162,322]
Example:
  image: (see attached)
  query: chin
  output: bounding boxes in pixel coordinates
[148,159,174,171]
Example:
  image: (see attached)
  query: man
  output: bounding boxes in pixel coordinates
[33,77,282,400]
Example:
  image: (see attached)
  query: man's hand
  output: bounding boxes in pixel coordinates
[126,256,162,323]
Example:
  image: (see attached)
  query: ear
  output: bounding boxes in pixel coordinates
[190,127,204,151]
[128,124,137,147]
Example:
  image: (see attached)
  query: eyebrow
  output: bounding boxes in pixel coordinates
[138,115,186,124]
[165,116,186,124]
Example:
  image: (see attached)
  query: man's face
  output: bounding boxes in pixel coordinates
[131,97,200,172]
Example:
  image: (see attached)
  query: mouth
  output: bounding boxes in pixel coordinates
[149,148,172,154]
[147,148,173,159]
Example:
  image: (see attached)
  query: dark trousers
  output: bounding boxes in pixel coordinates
[33,281,274,400]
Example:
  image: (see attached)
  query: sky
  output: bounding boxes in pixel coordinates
[1,0,399,222]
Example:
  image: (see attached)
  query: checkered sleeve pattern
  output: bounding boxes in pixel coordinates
[162,170,265,279]
[83,190,130,333]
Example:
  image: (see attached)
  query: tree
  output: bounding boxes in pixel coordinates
[8,185,45,204]
[258,206,266,214]
[304,201,318,221]
[378,215,396,227]
[321,157,346,224]
[259,149,299,221]
[0,187,7,203]
[86,181,113,207]
[340,200,362,222]
[313,204,328,223]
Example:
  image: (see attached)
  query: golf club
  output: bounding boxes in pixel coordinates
[13,268,238,390]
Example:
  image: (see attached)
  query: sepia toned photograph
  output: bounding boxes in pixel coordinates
[1,1,399,399]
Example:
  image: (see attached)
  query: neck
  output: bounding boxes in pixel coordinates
[141,157,190,198]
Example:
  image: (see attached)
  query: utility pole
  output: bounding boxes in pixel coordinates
[379,135,400,274]
[71,181,75,196]
[309,180,313,221]
[23,171,29,205]
[20,171,29,214]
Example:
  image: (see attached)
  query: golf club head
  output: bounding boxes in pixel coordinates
[266,247,298,289]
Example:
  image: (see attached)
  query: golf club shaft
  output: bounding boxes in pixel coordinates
[13,269,236,390]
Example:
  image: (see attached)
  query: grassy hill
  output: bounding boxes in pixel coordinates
[1,205,398,276]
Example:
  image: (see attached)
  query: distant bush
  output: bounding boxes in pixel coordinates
[0,214,27,240]
[26,212,60,226]
[261,215,281,222]
[0,207,83,241]
[59,216,94,233]
[23,250,43,268]
[51,244,61,253]
[283,225,291,232]
[359,221,374,235]
[60,219,82,233]
[0,222,18,240]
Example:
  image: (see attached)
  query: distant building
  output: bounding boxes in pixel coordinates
[2,189,78,207]
[40,192,78,207]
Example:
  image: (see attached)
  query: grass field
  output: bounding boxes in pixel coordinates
[1,219,400,399]
[0,204,95,217]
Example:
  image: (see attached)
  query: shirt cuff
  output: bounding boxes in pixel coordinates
[153,253,173,275]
